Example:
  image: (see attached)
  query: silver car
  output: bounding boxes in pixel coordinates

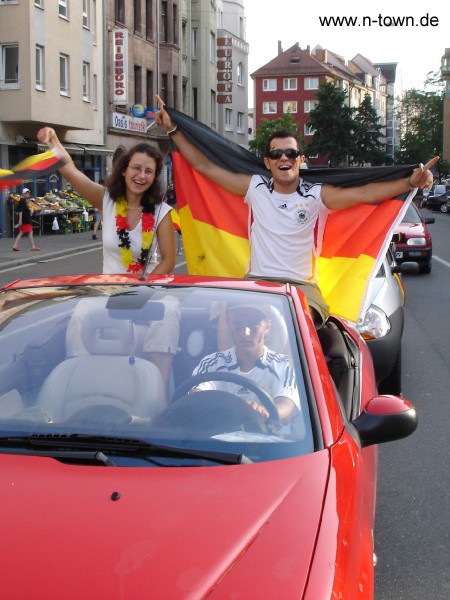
[356,245,418,395]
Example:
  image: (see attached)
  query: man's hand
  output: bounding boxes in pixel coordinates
[154,95,176,132]
[409,157,439,189]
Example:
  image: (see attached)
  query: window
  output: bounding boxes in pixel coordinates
[34,0,44,7]
[134,0,142,34]
[115,0,125,24]
[82,62,90,100]
[225,108,232,131]
[59,0,68,19]
[82,0,89,27]
[304,123,316,136]
[36,45,45,90]
[283,101,297,113]
[134,65,142,103]
[160,1,167,42]
[237,62,243,86]
[283,78,297,90]
[304,100,317,113]
[210,32,215,64]
[59,53,69,95]
[237,112,244,133]
[93,73,98,109]
[146,0,153,39]
[1,44,19,88]
[192,28,198,59]
[304,77,319,90]
[263,101,277,114]
[173,3,178,45]
[263,79,276,91]
[146,69,153,109]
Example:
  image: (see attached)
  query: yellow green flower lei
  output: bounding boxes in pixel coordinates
[115,197,155,273]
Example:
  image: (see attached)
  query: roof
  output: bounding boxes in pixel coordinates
[250,43,329,78]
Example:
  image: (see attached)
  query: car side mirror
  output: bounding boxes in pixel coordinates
[425,217,435,224]
[352,395,418,448]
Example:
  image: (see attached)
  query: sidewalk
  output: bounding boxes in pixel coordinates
[0,230,102,270]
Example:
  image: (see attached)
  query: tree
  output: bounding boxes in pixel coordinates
[306,81,355,166]
[352,94,387,166]
[249,113,303,158]
[395,72,444,171]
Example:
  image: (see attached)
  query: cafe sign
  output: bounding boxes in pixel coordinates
[111,112,147,134]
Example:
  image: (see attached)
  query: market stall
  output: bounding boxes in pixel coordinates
[9,190,94,235]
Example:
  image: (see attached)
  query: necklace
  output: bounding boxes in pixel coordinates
[115,197,155,273]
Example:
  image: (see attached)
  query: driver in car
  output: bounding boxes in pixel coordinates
[191,304,301,430]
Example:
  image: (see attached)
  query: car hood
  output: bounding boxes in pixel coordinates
[396,221,425,236]
[0,450,330,599]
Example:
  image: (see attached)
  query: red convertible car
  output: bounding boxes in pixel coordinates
[0,275,417,599]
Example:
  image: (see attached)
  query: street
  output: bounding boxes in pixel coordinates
[0,211,448,598]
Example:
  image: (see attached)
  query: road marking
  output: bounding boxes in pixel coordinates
[433,255,450,268]
[0,247,187,274]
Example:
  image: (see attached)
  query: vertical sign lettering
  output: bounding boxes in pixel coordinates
[113,28,128,105]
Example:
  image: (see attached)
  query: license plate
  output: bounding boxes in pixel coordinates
[395,251,403,259]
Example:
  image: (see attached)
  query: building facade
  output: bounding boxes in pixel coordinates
[442,48,450,164]
[251,42,390,166]
[0,0,250,237]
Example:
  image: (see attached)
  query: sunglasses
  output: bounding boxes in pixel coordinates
[267,148,301,160]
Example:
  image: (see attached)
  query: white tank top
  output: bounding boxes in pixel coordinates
[244,174,330,283]
[101,191,171,274]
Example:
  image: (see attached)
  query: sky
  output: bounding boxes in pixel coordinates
[244,0,448,103]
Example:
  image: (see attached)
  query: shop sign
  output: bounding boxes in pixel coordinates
[217,36,232,104]
[112,28,128,105]
[111,112,147,133]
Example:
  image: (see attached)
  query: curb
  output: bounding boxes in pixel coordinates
[0,242,102,271]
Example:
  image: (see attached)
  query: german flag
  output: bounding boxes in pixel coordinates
[167,107,417,324]
[0,149,66,190]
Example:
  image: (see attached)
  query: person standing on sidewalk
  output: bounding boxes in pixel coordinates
[12,188,40,252]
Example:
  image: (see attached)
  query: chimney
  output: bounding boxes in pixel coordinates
[278,41,283,55]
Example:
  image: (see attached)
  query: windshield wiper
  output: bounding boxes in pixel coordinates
[0,434,252,465]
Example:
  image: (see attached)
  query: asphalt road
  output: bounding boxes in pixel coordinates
[375,209,450,600]
[0,210,448,598]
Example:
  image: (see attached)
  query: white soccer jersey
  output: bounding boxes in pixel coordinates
[244,174,331,283]
[192,346,300,410]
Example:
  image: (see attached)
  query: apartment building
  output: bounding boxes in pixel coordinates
[251,42,390,165]
[442,48,450,164]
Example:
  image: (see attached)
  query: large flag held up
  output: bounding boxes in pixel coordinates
[0,150,65,190]
[166,106,417,324]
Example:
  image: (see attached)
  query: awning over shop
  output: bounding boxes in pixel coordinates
[37,143,84,156]
[83,146,114,156]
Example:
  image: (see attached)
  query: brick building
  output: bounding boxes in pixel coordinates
[251,42,390,166]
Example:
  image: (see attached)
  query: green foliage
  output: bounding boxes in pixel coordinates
[352,94,388,166]
[395,72,444,166]
[305,81,355,166]
[249,113,304,158]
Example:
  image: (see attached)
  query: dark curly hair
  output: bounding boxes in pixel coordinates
[107,143,164,213]
[264,129,304,157]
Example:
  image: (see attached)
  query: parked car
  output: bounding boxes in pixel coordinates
[357,245,418,395]
[425,184,450,212]
[0,275,417,599]
[393,202,434,273]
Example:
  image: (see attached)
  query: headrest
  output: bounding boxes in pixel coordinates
[80,309,136,356]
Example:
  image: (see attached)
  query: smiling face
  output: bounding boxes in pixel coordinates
[263,136,305,193]
[123,152,157,200]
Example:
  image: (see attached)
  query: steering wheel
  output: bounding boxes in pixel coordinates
[171,372,281,429]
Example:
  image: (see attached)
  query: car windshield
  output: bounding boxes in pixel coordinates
[0,284,315,464]
[402,204,421,224]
